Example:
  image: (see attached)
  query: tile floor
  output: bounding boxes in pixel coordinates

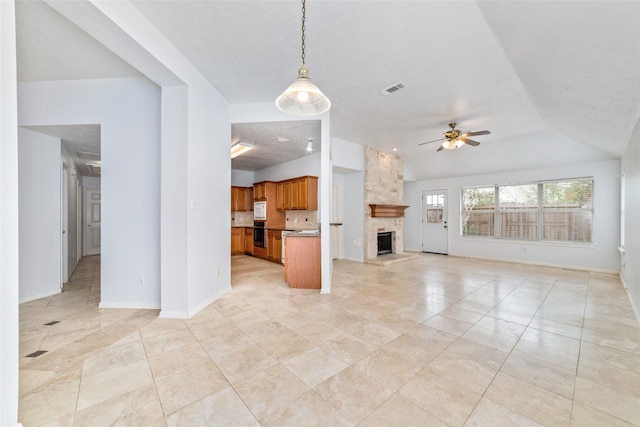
[18,254,640,426]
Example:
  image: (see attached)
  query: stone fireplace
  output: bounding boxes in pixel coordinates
[364,146,406,261]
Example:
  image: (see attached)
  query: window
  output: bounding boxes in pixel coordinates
[462,187,495,237]
[542,179,593,243]
[499,184,538,240]
[461,178,593,244]
[425,194,444,223]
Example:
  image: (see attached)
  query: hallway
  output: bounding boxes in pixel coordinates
[18,254,640,426]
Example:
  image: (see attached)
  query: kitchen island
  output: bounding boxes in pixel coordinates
[283,232,321,289]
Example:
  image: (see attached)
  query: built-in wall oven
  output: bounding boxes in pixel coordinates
[254,221,266,248]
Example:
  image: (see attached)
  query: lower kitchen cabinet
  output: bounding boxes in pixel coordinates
[267,230,282,263]
[231,227,244,255]
[284,235,320,289]
[244,227,254,255]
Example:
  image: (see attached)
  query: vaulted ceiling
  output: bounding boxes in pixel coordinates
[15,1,640,181]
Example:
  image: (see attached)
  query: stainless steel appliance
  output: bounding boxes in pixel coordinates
[253,221,266,248]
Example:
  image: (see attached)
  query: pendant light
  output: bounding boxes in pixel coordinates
[276,0,331,116]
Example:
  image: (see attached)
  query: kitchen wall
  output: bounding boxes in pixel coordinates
[404,159,621,272]
[231,211,253,227]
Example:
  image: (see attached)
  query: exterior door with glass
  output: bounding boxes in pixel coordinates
[422,190,448,254]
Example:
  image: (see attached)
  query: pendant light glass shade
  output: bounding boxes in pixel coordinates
[276,67,331,116]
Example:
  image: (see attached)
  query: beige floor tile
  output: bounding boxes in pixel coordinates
[77,358,154,411]
[230,364,310,421]
[406,323,458,349]
[446,337,509,370]
[320,333,377,364]
[352,348,425,391]
[383,333,442,365]
[570,402,636,427]
[579,340,640,374]
[528,317,583,340]
[501,354,576,398]
[398,368,482,427]
[425,350,498,394]
[511,338,578,373]
[259,389,352,427]
[256,330,315,362]
[314,365,395,425]
[520,327,581,355]
[475,315,527,338]
[577,356,640,398]
[155,360,229,415]
[574,377,640,425]
[198,326,254,360]
[282,347,348,388]
[484,372,573,426]
[465,398,543,427]
[141,327,197,358]
[166,386,257,427]
[359,394,448,427]
[18,376,80,426]
[294,320,344,345]
[461,324,519,353]
[73,384,165,427]
[423,314,474,336]
[213,343,278,384]
[147,341,212,380]
[82,338,147,376]
[349,321,402,347]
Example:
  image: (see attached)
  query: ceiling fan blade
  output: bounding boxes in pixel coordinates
[461,130,490,137]
[436,145,445,152]
[460,137,480,146]
[419,138,444,146]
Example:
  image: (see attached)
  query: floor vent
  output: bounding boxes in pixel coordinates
[44,321,60,326]
[380,81,406,96]
[26,350,48,358]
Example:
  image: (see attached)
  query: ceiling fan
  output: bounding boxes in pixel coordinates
[419,122,490,151]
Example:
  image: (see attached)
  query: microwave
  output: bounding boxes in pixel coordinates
[254,201,267,220]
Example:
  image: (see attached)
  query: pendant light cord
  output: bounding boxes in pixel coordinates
[301,0,306,67]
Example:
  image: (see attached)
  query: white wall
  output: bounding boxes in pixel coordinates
[231,169,255,187]
[18,77,162,309]
[405,159,621,272]
[254,152,321,182]
[621,119,640,318]
[1,1,20,424]
[18,128,62,302]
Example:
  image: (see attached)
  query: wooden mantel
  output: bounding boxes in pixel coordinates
[369,204,410,218]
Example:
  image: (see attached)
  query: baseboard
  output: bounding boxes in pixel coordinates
[186,285,232,318]
[19,289,61,304]
[98,301,161,310]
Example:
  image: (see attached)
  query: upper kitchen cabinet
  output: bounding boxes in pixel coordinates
[277,176,318,210]
[231,186,253,211]
[253,182,267,201]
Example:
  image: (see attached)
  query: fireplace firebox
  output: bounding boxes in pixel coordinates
[377,232,393,255]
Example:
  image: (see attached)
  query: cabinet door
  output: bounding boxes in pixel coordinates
[289,179,300,210]
[282,181,291,210]
[273,236,282,263]
[231,187,239,211]
[276,182,284,210]
[266,230,276,260]
[244,228,254,255]
[231,228,244,255]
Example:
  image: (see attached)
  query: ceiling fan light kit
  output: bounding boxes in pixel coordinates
[276,0,331,116]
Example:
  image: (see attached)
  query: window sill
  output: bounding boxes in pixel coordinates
[459,235,596,249]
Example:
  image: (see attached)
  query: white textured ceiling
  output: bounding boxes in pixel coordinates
[15,1,640,180]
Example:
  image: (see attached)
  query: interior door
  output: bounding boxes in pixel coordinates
[422,189,448,254]
[84,188,101,256]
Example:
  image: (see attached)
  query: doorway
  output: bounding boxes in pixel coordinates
[84,188,101,256]
[422,189,448,254]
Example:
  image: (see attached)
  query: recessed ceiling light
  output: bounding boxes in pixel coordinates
[392,147,398,151]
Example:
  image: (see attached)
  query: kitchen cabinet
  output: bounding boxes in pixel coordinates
[231,227,244,255]
[231,186,252,211]
[284,235,320,289]
[267,229,282,263]
[276,176,318,211]
[253,182,267,201]
[244,227,254,255]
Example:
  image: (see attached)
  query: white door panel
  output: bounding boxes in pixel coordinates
[84,189,101,256]
[422,190,448,254]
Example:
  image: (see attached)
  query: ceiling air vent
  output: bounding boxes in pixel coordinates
[380,81,406,96]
